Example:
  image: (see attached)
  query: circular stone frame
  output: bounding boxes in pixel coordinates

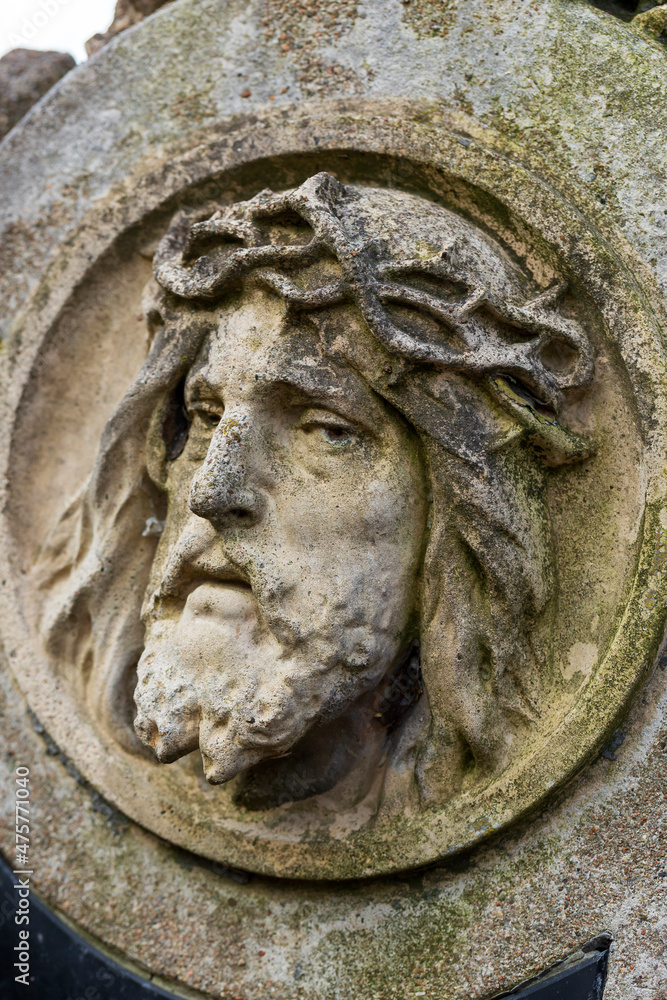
[1,100,666,880]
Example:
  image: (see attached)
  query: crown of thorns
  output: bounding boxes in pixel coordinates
[154,172,593,414]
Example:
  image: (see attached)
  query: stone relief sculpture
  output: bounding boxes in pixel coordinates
[36,173,598,823]
[3,3,667,994]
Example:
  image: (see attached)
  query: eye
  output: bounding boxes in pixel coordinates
[320,425,353,445]
[297,408,361,449]
[190,406,222,428]
[201,411,222,427]
[302,418,357,447]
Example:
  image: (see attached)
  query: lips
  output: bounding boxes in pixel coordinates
[206,559,253,588]
[184,578,255,620]
[156,554,254,604]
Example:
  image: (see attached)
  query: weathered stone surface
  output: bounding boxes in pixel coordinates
[632,1,667,38]
[29,165,632,881]
[589,0,663,23]
[0,48,74,141]
[0,1,666,998]
[86,0,173,56]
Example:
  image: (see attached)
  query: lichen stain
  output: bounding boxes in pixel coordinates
[564,641,598,680]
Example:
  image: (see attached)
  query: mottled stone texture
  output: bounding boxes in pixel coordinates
[86,0,173,56]
[0,48,74,140]
[632,2,667,38]
[0,0,666,998]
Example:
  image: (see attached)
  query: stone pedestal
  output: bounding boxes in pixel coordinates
[0,2,665,997]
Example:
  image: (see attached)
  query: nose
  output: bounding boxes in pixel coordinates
[188,414,266,529]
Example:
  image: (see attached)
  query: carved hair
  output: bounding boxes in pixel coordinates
[37,173,595,801]
[156,172,593,411]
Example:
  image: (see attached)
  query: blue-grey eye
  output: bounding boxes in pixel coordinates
[321,425,353,445]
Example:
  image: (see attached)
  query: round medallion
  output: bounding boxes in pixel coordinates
[2,105,665,878]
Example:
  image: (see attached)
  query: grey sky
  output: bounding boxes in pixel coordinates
[1,0,117,63]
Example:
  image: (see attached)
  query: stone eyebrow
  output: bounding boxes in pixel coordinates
[185,363,380,428]
[269,373,382,428]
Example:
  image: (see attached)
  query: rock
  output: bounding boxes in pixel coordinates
[590,0,664,23]
[85,0,173,57]
[0,49,75,141]
[632,1,667,40]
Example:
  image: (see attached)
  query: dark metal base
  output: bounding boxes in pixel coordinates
[0,854,609,999]
[496,939,609,999]
[0,854,188,999]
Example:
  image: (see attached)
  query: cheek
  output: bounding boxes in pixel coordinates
[276,448,427,572]
[162,446,211,532]
[358,476,425,535]
[161,464,198,542]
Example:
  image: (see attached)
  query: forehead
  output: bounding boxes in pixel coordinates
[185,287,377,408]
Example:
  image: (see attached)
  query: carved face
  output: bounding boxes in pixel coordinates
[134,286,428,787]
[31,175,614,874]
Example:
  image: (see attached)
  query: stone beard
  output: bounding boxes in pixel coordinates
[38,173,595,813]
[136,287,428,804]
